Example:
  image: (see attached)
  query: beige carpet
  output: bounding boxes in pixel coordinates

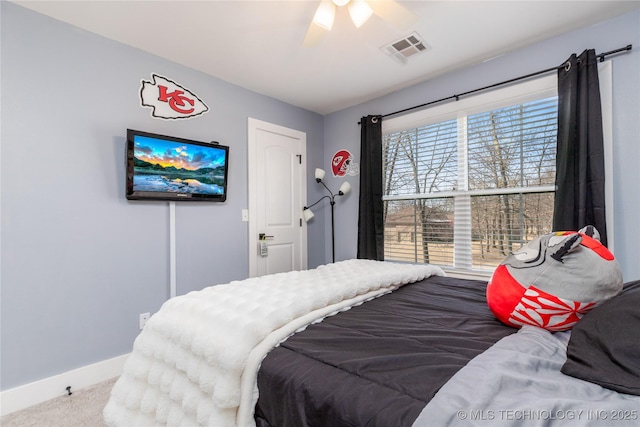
[1,377,117,427]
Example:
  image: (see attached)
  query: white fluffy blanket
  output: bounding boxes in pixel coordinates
[103,259,444,427]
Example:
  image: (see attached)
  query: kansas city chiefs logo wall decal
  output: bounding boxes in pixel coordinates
[140,74,209,120]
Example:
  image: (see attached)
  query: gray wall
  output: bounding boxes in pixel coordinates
[0,2,324,390]
[324,9,640,281]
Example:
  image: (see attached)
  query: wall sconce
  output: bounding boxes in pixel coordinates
[303,168,351,262]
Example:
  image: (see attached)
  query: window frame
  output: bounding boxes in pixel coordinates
[382,75,558,275]
[382,66,614,277]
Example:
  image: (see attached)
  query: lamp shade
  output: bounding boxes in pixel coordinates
[315,168,326,181]
[339,181,351,195]
[303,208,315,222]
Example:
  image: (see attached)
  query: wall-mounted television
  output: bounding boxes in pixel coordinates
[126,129,229,202]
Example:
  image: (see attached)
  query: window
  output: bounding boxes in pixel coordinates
[382,76,558,272]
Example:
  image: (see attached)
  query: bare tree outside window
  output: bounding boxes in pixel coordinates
[468,98,557,265]
[383,96,558,271]
[384,121,457,264]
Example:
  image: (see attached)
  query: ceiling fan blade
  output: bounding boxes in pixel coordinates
[367,0,418,29]
[303,22,327,47]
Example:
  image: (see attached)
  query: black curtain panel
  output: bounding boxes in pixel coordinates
[357,115,384,260]
[553,49,608,246]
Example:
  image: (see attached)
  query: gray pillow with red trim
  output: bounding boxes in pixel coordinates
[486,226,623,331]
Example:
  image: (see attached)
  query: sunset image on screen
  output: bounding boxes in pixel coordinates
[132,135,227,195]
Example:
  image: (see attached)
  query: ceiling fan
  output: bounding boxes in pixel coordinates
[303,0,418,46]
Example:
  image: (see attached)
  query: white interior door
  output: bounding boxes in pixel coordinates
[248,118,307,277]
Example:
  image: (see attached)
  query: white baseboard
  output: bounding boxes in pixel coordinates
[0,353,129,417]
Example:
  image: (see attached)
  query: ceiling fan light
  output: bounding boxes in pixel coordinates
[348,0,373,28]
[313,1,336,31]
[332,0,351,6]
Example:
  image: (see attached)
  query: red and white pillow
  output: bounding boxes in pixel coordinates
[486,226,623,331]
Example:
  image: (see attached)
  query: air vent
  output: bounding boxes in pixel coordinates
[381,32,430,64]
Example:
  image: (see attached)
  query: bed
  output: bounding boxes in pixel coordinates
[103,260,640,427]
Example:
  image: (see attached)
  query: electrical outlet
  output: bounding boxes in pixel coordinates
[139,312,150,330]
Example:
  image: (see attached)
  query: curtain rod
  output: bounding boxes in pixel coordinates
[361,44,632,124]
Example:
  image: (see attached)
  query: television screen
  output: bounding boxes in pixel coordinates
[126,129,229,202]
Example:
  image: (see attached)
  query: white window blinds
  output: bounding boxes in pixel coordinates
[382,75,558,272]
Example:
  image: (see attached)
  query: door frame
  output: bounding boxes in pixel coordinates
[247,117,308,277]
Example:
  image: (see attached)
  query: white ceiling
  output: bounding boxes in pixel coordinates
[13,1,640,115]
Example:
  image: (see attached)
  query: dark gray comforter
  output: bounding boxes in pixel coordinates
[254,275,516,427]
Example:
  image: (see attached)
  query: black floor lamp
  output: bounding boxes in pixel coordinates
[303,168,351,263]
